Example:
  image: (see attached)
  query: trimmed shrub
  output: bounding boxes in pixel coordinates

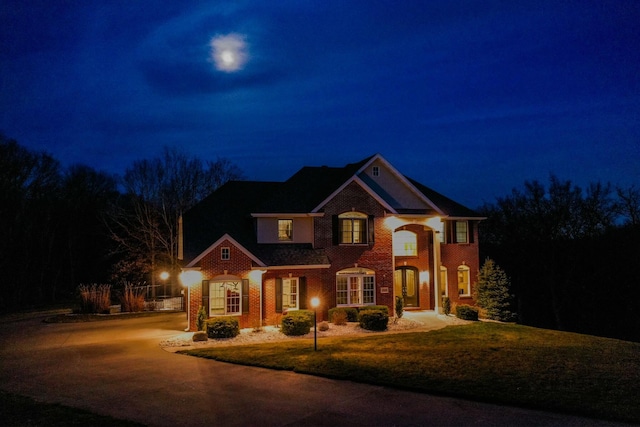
[395,296,404,319]
[442,296,451,316]
[206,317,240,339]
[328,307,358,322]
[456,304,479,321]
[358,305,389,316]
[192,331,208,342]
[281,311,311,336]
[318,321,330,331]
[196,306,207,331]
[331,310,348,325]
[359,309,389,331]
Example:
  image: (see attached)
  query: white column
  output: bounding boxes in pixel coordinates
[433,230,443,314]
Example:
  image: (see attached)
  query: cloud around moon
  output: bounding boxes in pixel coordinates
[209,33,248,72]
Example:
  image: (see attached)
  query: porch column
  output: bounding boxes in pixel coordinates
[432,229,443,314]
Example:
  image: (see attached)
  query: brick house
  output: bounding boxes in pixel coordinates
[180,154,483,331]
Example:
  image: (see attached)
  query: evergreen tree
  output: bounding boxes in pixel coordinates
[475,258,515,322]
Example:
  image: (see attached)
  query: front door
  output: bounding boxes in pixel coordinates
[394,267,419,307]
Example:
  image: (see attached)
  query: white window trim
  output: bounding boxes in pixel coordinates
[440,266,448,297]
[282,277,299,310]
[221,247,230,260]
[457,265,471,297]
[336,268,376,306]
[210,280,242,316]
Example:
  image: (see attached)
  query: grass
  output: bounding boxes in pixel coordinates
[0,390,144,426]
[181,322,640,424]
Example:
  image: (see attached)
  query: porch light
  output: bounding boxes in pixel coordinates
[419,271,430,285]
[179,270,203,287]
[159,271,170,281]
[311,297,320,351]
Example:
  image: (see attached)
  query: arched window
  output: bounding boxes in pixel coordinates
[393,230,417,256]
[336,267,375,305]
[457,265,470,296]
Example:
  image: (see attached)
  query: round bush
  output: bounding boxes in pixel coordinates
[318,321,330,331]
[206,317,240,339]
[455,304,479,321]
[359,309,389,331]
[281,312,311,336]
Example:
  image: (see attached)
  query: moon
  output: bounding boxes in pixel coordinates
[210,34,248,72]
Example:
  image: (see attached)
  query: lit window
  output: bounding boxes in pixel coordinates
[278,219,293,241]
[221,247,230,260]
[210,280,241,315]
[339,212,368,244]
[393,230,417,256]
[457,265,470,296]
[282,278,298,310]
[372,166,380,177]
[336,268,375,305]
[440,266,448,297]
[456,221,468,243]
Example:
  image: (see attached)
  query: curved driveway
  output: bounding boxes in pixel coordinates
[0,313,626,426]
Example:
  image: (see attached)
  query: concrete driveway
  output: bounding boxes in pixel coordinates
[0,312,627,426]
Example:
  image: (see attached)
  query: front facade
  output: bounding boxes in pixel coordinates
[181,154,482,331]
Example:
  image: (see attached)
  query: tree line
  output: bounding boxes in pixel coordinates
[479,175,640,342]
[2,134,639,341]
[0,135,243,311]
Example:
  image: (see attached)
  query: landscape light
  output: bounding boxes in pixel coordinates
[311,297,320,351]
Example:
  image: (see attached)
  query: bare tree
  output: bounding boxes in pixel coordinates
[109,147,244,296]
[615,185,640,226]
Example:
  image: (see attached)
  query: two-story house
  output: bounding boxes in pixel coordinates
[180,154,482,331]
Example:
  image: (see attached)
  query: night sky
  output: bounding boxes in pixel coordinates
[2,1,639,208]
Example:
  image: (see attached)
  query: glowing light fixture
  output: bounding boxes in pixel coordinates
[179,270,203,287]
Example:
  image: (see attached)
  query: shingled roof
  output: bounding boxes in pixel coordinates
[183,155,480,266]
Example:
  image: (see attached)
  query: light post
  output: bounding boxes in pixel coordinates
[310,297,320,351]
[160,271,169,298]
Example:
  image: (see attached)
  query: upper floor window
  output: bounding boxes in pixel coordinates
[393,230,417,256]
[457,265,471,296]
[455,221,468,243]
[372,166,380,177]
[221,247,230,260]
[278,219,293,241]
[339,212,368,244]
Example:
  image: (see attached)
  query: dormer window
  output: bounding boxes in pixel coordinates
[278,219,293,241]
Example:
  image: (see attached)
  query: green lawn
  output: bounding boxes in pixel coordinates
[181,322,640,424]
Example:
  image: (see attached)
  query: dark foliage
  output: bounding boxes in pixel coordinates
[455,304,479,321]
[281,311,312,336]
[479,175,640,341]
[206,317,240,339]
[358,309,389,331]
